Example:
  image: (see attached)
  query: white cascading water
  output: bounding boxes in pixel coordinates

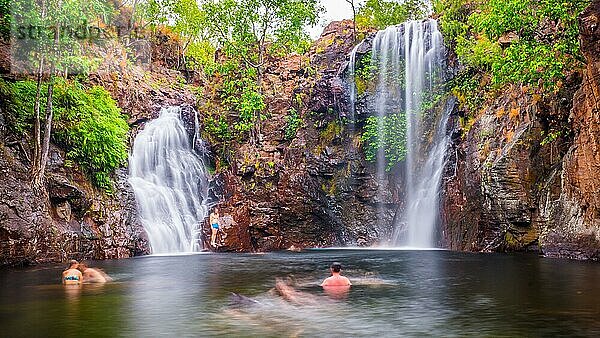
[369,19,448,248]
[347,44,360,122]
[128,106,211,254]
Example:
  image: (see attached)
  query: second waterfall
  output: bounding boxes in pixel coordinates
[129,106,211,254]
[356,19,450,248]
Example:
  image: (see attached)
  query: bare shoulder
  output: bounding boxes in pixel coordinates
[320,276,333,286]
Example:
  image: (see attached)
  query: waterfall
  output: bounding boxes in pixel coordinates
[368,19,448,248]
[128,106,211,254]
[347,44,360,122]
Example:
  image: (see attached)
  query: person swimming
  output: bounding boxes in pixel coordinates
[62,260,83,285]
[77,263,112,283]
[320,262,352,287]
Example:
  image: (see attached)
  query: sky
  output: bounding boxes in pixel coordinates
[308,0,355,40]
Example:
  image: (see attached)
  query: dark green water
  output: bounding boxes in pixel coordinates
[1,249,599,337]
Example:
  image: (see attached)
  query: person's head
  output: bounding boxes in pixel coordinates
[330,262,342,273]
[68,259,79,269]
[77,263,88,272]
[213,207,219,215]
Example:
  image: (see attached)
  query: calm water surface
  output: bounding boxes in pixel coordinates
[1,249,599,337]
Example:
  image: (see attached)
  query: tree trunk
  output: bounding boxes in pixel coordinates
[255,65,262,145]
[38,70,56,186]
[32,16,59,190]
[254,44,264,146]
[346,0,357,40]
[32,57,44,171]
[31,0,47,180]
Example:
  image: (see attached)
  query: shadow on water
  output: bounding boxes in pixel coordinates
[1,250,599,337]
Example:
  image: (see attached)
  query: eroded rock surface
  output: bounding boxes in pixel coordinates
[210,21,395,251]
[441,1,600,260]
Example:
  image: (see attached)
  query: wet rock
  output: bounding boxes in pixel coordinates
[208,21,395,252]
[0,142,149,266]
[498,32,519,46]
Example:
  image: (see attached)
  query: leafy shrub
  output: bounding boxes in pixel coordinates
[361,113,407,171]
[433,0,475,45]
[0,79,38,135]
[1,79,128,192]
[353,51,378,95]
[435,0,590,111]
[285,108,302,140]
[53,83,129,192]
[455,35,501,71]
[217,63,265,136]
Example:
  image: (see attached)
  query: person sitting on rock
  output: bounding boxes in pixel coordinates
[209,207,221,247]
[77,263,111,283]
[62,260,83,285]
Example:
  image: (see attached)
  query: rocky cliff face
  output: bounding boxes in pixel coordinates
[441,1,600,260]
[208,21,396,251]
[0,42,197,266]
[2,4,599,263]
[0,139,148,266]
[540,1,600,259]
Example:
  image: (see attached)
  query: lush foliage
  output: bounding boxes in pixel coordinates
[144,0,320,70]
[1,79,128,191]
[0,0,10,41]
[356,0,429,30]
[435,0,590,111]
[53,84,129,192]
[9,0,114,75]
[285,108,302,140]
[144,0,321,155]
[361,113,407,171]
[201,0,320,57]
[353,51,379,95]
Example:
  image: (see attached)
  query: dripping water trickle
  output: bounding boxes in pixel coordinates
[128,106,211,254]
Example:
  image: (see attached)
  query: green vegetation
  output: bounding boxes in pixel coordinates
[8,0,117,189]
[145,0,321,161]
[53,84,128,192]
[1,79,128,192]
[285,108,302,140]
[356,0,429,30]
[354,51,377,95]
[434,0,590,111]
[361,113,407,171]
[0,0,10,41]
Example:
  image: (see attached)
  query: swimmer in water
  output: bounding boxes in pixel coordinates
[77,263,112,283]
[62,260,83,285]
[274,277,318,305]
[321,262,351,287]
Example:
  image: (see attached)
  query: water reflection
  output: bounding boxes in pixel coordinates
[63,284,82,301]
[1,251,599,337]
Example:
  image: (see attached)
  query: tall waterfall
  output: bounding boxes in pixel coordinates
[368,19,448,248]
[128,106,211,254]
[347,44,360,122]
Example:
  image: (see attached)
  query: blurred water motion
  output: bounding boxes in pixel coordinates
[1,250,599,337]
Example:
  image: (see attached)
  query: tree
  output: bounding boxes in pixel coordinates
[199,0,322,143]
[356,0,428,30]
[345,0,357,39]
[10,0,114,189]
